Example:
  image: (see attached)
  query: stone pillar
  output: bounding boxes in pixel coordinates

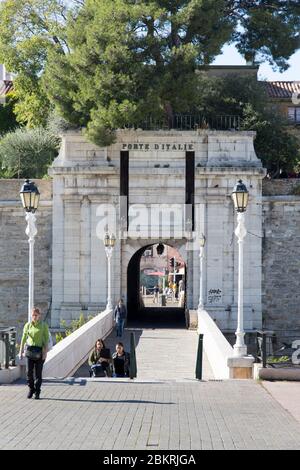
[80,196,91,305]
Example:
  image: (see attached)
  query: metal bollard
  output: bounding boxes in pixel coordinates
[262,332,267,368]
[129,332,137,380]
[195,334,203,380]
[4,332,10,369]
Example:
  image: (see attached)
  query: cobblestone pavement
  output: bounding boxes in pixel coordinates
[74,327,214,380]
[1,380,300,450]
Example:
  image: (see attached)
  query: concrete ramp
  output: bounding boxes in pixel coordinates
[74,327,214,381]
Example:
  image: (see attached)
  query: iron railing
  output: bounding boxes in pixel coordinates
[0,327,17,369]
[123,114,241,131]
[256,331,295,368]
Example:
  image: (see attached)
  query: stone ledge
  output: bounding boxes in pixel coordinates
[0,366,21,384]
[259,367,300,381]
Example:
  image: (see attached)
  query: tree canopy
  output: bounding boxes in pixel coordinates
[45,0,300,145]
[195,73,300,174]
[0,94,18,134]
[0,0,77,126]
[0,0,299,143]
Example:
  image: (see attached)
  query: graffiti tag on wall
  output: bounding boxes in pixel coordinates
[208,288,222,304]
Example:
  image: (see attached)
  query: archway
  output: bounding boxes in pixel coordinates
[127,243,186,325]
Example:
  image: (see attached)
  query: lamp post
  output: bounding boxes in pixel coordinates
[231,179,249,358]
[20,180,40,324]
[198,233,206,311]
[104,232,116,311]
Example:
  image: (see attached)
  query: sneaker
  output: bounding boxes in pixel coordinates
[35,392,40,400]
[27,390,35,399]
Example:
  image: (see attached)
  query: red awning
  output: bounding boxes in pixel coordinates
[146,271,165,276]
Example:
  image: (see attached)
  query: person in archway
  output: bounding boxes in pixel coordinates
[114,298,127,337]
[88,339,111,377]
[153,285,159,304]
[112,342,130,377]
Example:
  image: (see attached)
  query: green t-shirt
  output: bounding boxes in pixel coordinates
[21,321,49,349]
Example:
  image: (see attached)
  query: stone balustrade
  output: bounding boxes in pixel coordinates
[197,308,234,379]
[43,308,113,378]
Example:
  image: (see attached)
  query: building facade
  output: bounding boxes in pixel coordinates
[48,129,264,331]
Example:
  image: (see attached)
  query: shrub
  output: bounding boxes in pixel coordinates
[55,313,94,344]
[0,127,60,178]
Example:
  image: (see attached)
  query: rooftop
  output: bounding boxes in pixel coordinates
[265,81,300,99]
[0,79,13,97]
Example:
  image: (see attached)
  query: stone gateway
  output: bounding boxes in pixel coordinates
[48,129,264,333]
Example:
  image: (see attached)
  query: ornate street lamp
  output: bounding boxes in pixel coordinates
[231,179,249,213]
[198,233,206,311]
[231,179,249,357]
[104,232,116,310]
[20,180,40,323]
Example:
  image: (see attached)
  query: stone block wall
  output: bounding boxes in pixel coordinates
[0,180,52,340]
[262,180,300,342]
[263,178,300,196]
[1,176,300,344]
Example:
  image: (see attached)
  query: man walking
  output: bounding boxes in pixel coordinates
[114,299,127,337]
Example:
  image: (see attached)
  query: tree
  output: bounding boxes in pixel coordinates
[242,104,300,176]
[0,94,18,134]
[44,0,300,145]
[1,1,299,144]
[0,127,60,178]
[195,73,300,174]
[0,0,77,127]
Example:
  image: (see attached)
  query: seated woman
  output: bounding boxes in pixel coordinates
[88,339,111,377]
[112,342,130,378]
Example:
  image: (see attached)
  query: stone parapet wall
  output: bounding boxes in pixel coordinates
[1,169,300,343]
[0,179,52,339]
[263,178,300,196]
[262,195,300,342]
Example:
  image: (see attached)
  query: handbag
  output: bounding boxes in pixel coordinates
[91,364,106,377]
[25,345,43,361]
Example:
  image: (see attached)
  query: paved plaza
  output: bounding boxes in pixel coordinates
[1,327,300,450]
[1,379,300,450]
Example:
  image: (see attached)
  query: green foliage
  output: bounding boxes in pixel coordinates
[194,74,300,173]
[0,0,73,127]
[0,94,18,134]
[0,127,60,178]
[242,104,300,174]
[267,356,290,364]
[55,313,94,344]
[1,1,299,144]
[43,0,300,145]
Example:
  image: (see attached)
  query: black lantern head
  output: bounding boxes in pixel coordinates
[231,179,249,213]
[20,179,40,213]
[156,243,164,256]
[104,233,110,247]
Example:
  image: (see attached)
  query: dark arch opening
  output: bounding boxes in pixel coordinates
[127,244,186,326]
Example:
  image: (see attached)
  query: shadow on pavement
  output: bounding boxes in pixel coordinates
[41,397,175,404]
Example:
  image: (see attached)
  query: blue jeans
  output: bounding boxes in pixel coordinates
[116,319,125,337]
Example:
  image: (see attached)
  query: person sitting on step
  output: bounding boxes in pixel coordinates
[88,339,111,377]
[112,342,130,378]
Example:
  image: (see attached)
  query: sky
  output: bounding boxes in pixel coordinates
[213,44,300,81]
